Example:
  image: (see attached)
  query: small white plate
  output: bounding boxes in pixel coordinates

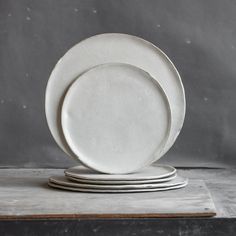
[61,64,171,174]
[48,178,188,193]
[64,165,176,183]
[67,173,177,185]
[49,175,186,190]
[45,33,185,160]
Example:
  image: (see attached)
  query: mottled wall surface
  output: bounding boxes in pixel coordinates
[0,0,235,168]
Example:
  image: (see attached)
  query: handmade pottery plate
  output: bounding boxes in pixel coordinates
[45,33,185,160]
[66,173,177,185]
[64,165,176,183]
[48,179,188,193]
[49,175,187,190]
[61,64,171,174]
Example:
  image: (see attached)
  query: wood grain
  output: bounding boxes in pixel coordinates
[0,169,216,219]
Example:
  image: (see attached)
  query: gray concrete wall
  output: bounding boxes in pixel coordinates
[0,0,235,168]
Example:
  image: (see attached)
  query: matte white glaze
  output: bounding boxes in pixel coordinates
[66,173,177,185]
[61,64,171,174]
[64,164,176,181]
[49,175,187,190]
[45,33,185,160]
[48,178,188,193]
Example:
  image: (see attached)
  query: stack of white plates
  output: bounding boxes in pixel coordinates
[45,33,187,193]
[48,165,187,193]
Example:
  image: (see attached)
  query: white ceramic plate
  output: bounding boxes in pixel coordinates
[64,165,176,183]
[61,64,171,174]
[49,175,186,190]
[45,33,185,159]
[48,179,188,193]
[67,173,177,185]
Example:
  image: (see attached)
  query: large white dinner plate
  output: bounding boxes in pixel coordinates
[49,175,187,190]
[64,165,176,184]
[45,33,185,159]
[61,64,171,174]
[48,178,188,193]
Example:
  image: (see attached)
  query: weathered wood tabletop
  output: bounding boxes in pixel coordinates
[0,168,235,235]
[1,168,236,218]
[0,171,215,218]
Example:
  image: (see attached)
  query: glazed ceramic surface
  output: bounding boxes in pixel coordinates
[45,33,185,160]
[49,175,187,190]
[66,173,177,185]
[48,179,188,193]
[64,165,176,182]
[61,64,171,174]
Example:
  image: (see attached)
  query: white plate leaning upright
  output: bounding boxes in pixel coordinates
[61,63,171,174]
[45,33,185,160]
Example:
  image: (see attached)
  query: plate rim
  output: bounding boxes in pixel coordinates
[49,175,186,190]
[60,63,172,174]
[66,173,177,185]
[48,180,188,193]
[64,164,177,181]
[45,33,185,160]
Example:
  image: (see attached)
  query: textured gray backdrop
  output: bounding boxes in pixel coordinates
[0,0,235,168]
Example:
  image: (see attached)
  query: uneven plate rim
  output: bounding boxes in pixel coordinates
[61,63,172,174]
[48,179,188,193]
[49,175,186,190]
[45,33,185,160]
[64,164,176,181]
[66,173,177,185]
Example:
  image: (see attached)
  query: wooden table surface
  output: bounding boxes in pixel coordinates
[0,168,235,235]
